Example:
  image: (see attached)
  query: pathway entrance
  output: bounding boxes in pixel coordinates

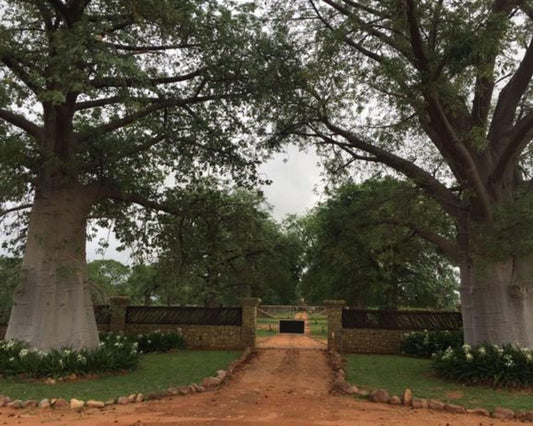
[5,348,516,425]
[257,311,325,350]
[257,310,327,349]
[256,333,326,349]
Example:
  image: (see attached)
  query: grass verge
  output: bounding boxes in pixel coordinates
[0,350,239,401]
[345,354,533,411]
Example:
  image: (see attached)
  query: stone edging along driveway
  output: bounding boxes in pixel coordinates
[0,347,254,412]
[0,348,533,424]
[328,350,533,423]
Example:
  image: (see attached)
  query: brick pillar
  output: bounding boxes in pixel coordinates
[109,296,130,333]
[240,297,261,349]
[324,300,345,352]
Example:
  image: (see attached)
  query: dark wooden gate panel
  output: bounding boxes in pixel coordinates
[279,320,305,334]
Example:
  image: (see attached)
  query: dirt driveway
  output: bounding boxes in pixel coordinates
[0,335,520,426]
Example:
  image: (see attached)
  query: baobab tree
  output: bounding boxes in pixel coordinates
[0,0,292,350]
[280,0,533,346]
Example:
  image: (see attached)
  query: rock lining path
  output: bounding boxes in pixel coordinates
[0,335,519,425]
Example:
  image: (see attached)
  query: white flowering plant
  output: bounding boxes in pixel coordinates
[0,334,139,378]
[400,330,463,358]
[432,342,533,388]
[99,330,186,354]
[134,330,186,353]
[0,330,186,379]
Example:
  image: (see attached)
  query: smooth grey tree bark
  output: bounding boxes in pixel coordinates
[6,185,99,350]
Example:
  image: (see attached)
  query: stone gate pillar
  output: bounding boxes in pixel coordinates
[240,297,261,349]
[109,296,130,333]
[324,300,345,352]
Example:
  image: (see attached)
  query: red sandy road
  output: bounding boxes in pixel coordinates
[0,337,520,426]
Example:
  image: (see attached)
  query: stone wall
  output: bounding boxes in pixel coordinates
[1,297,261,350]
[339,328,408,354]
[325,300,460,354]
[125,324,243,350]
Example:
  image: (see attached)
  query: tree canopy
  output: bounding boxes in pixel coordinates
[298,178,459,309]
[0,0,296,349]
[272,0,533,346]
[146,182,302,306]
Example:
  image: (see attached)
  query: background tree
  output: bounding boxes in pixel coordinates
[298,179,459,309]
[150,181,302,306]
[125,263,171,306]
[0,0,295,349]
[277,0,533,346]
[87,259,130,304]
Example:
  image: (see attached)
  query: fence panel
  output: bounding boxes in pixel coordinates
[126,306,242,326]
[342,309,462,330]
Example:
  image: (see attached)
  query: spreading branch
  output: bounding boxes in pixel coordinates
[101,42,200,52]
[492,109,533,182]
[1,55,41,94]
[309,0,384,62]
[0,109,43,139]
[321,119,465,218]
[405,0,430,71]
[0,204,33,217]
[79,94,235,142]
[321,0,410,57]
[103,188,183,216]
[469,0,513,130]
[82,134,166,171]
[380,218,460,261]
[89,67,207,89]
[489,34,533,148]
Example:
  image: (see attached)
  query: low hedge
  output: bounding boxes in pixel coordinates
[400,329,463,358]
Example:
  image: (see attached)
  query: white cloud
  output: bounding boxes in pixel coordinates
[258,144,324,221]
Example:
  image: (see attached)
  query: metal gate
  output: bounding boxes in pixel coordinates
[279,319,305,334]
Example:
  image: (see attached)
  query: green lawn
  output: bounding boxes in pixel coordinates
[0,351,239,401]
[256,328,277,337]
[345,354,533,411]
[308,316,327,338]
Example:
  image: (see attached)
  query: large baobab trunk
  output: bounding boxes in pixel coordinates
[6,185,99,350]
[460,257,533,347]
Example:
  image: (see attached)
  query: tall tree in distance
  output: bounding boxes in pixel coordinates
[0,1,294,350]
[279,0,533,346]
[148,181,302,306]
[298,179,458,309]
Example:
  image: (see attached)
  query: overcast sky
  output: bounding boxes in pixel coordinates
[86,144,325,263]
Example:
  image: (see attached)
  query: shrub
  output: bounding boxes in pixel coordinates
[99,330,186,353]
[400,329,463,358]
[0,330,186,379]
[432,343,533,388]
[134,330,186,353]
[0,334,139,378]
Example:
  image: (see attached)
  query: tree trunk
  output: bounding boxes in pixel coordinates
[461,257,533,347]
[6,185,99,350]
[459,258,474,345]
